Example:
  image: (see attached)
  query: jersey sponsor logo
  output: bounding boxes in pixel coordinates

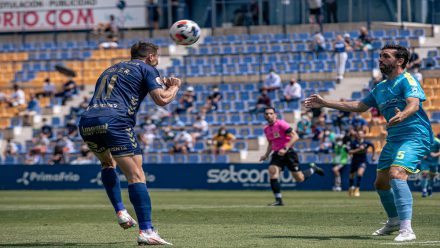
[377,98,406,110]
[86,103,118,111]
[16,171,80,186]
[110,146,128,152]
[85,141,106,153]
[81,124,108,136]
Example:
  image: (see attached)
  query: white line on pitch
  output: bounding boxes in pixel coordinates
[380,241,440,246]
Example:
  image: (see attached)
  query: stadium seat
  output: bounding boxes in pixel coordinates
[161,154,173,163]
[215,154,229,163]
[201,154,215,163]
[188,154,201,163]
[146,154,159,164]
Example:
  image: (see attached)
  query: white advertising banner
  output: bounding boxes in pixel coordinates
[0,0,147,32]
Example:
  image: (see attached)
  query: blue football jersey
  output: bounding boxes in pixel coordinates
[82,59,163,125]
[361,71,433,142]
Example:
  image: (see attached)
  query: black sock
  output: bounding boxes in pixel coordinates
[270,179,282,201]
[356,176,362,187]
[302,168,314,180]
[349,178,354,187]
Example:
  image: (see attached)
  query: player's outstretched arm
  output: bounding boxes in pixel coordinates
[150,77,181,106]
[304,94,370,113]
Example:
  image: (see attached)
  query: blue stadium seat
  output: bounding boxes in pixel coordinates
[161,154,173,163]
[229,114,243,125]
[294,141,308,152]
[412,29,425,38]
[215,154,229,163]
[351,91,362,100]
[188,154,201,163]
[173,154,187,163]
[201,154,215,163]
[398,29,410,38]
[146,154,159,164]
[431,112,440,123]
[51,117,62,127]
[253,127,264,137]
[304,154,319,163]
[193,142,205,152]
[319,154,333,163]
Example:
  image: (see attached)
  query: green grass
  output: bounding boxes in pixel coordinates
[0,190,439,248]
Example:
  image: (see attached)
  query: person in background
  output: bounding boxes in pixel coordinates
[282,78,302,102]
[147,0,160,30]
[201,85,222,114]
[36,78,56,98]
[332,136,349,191]
[355,26,373,51]
[307,0,323,31]
[343,33,354,52]
[325,0,337,23]
[407,47,422,70]
[334,34,348,84]
[210,126,236,155]
[249,89,272,114]
[169,127,193,154]
[261,69,281,92]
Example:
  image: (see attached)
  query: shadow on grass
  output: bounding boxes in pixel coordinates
[262,235,373,241]
[0,242,126,247]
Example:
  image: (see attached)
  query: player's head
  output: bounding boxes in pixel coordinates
[264,107,277,124]
[379,44,409,75]
[131,41,159,67]
[356,130,365,140]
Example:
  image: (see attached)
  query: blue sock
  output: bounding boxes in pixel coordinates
[377,189,398,218]
[421,177,428,191]
[128,183,153,230]
[101,168,125,213]
[391,179,413,221]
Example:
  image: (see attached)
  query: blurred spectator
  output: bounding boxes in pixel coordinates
[31,133,50,155]
[350,113,368,133]
[190,115,209,142]
[249,89,271,114]
[410,64,423,82]
[333,99,350,133]
[55,78,78,105]
[331,135,349,191]
[99,34,119,49]
[148,106,171,125]
[407,47,422,70]
[21,94,41,126]
[282,78,302,102]
[201,85,223,114]
[169,127,193,154]
[319,128,336,153]
[161,113,184,141]
[3,139,18,158]
[325,0,337,23]
[24,149,42,165]
[210,126,236,155]
[65,119,78,139]
[36,78,56,98]
[307,0,323,30]
[93,14,118,36]
[261,69,281,92]
[71,96,89,117]
[7,84,26,109]
[297,113,312,138]
[147,0,160,30]
[312,116,326,141]
[312,31,326,52]
[250,0,259,25]
[48,145,66,165]
[355,26,373,51]
[343,33,354,52]
[175,86,197,114]
[0,91,6,102]
[41,118,53,139]
[333,34,348,84]
[71,143,94,164]
[139,117,156,152]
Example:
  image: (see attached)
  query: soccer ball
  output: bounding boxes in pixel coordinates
[169,20,200,46]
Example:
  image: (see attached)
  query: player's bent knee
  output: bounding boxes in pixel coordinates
[388,167,407,180]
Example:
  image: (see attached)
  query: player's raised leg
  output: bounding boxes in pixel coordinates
[373,169,400,236]
[93,149,137,230]
[114,155,172,245]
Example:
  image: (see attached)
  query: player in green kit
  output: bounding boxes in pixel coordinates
[305,44,433,242]
[419,136,440,197]
[332,136,349,191]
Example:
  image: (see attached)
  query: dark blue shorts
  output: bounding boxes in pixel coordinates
[79,116,142,157]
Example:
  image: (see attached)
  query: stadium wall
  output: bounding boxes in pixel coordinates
[0,164,436,191]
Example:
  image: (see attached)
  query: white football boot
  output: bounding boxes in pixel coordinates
[117,210,137,229]
[394,229,416,242]
[372,220,400,236]
[138,230,173,246]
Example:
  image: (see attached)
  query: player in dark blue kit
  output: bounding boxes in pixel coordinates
[79,42,180,245]
[348,130,375,197]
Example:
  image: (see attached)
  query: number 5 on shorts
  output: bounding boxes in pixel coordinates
[396,151,405,160]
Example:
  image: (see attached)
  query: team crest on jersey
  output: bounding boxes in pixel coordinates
[273,132,280,138]
[155,77,163,85]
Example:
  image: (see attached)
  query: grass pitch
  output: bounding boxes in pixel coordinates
[0,190,439,248]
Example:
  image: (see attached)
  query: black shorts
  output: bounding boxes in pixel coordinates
[309,7,322,15]
[269,149,300,172]
[350,160,367,173]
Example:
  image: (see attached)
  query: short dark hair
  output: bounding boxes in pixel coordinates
[131,41,158,60]
[381,44,410,69]
[264,107,277,113]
